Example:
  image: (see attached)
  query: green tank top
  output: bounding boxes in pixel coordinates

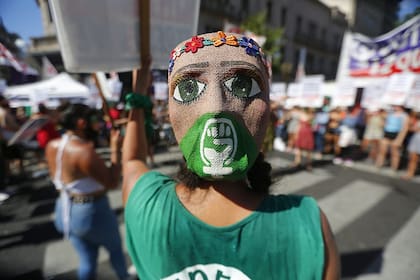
[125,171,324,280]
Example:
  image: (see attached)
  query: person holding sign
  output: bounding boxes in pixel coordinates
[122,32,339,279]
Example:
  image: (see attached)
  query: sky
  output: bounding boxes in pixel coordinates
[0,0,43,44]
[0,0,419,45]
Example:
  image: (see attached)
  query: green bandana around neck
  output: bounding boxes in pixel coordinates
[179,112,258,181]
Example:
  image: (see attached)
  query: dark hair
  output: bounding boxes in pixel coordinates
[58,103,93,130]
[38,103,48,114]
[176,152,272,193]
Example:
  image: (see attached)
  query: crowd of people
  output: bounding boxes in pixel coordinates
[0,85,174,187]
[266,99,420,180]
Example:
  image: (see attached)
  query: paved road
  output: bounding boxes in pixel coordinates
[0,146,419,279]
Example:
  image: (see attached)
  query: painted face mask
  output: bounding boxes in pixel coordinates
[179,112,258,181]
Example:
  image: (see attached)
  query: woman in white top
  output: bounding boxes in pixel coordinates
[45,103,129,280]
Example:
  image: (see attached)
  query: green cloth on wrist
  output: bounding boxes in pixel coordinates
[125,93,153,110]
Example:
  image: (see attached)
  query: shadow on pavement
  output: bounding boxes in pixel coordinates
[341,248,384,278]
[0,221,62,250]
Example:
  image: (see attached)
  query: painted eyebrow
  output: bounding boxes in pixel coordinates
[171,62,209,77]
[220,61,264,76]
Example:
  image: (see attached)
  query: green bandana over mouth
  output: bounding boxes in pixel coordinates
[179,112,258,181]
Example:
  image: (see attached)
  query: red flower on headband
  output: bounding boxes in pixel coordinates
[185,36,204,53]
[212,31,238,47]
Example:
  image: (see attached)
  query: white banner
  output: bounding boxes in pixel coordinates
[336,15,420,83]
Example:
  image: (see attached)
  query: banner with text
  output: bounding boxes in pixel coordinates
[336,15,420,80]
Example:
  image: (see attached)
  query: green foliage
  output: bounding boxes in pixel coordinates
[240,11,283,74]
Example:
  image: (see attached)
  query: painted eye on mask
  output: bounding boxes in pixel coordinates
[173,78,206,103]
[224,74,261,99]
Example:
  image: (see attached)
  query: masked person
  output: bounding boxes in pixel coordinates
[122,32,340,280]
[45,103,131,280]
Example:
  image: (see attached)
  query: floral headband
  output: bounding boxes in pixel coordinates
[168,31,270,74]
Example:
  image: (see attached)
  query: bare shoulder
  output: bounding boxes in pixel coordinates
[45,138,60,157]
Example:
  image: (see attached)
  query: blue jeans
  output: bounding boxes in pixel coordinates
[314,132,325,154]
[55,195,128,280]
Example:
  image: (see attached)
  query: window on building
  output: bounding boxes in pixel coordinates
[306,53,314,74]
[281,7,287,27]
[321,28,326,45]
[296,16,302,34]
[308,21,317,38]
[266,1,272,24]
[241,0,249,15]
[333,34,340,51]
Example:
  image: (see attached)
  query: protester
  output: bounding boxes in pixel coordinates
[122,32,339,279]
[361,108,385,162]
[45,103,132,280]
[286,106,300,151]
[325,107,343,161]
[334,106,363,166]
[402,111,420,180]
[293,107,315,170]
[375,105,409,171]
[0,95,24,180]
[313,104,330,159]
[33,103,60,150]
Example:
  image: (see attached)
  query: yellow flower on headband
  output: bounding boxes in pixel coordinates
[212,31,239,47]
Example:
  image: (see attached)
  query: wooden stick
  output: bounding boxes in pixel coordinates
[92,73,114,128]
[139,0,151,65]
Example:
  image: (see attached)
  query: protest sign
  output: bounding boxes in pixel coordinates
[405,76,420,111]
[50,0,200,72]
[361,80,388,110]
[331,79,357,108]
[154,82,169,101]
[270,82,286,102]
[8,117,49,146]
[382,73,416,105]
[300,75,325,108]
[285,83,302,108]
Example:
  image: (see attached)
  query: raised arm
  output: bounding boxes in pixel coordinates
[121,57,152,205]
[321,209,341,280]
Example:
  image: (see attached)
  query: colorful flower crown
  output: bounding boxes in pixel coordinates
[168,31,269,74]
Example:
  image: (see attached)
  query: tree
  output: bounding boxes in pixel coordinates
[240,11,283,77]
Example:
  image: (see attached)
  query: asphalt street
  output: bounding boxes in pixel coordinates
[0,146,419,280]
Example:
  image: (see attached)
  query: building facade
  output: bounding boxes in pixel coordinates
[319,0,402,37]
